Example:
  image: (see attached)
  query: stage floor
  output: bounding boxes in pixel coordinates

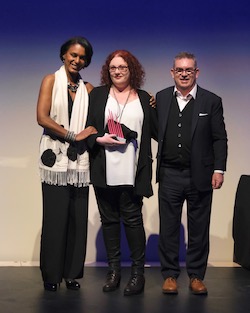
[1,265,250,313]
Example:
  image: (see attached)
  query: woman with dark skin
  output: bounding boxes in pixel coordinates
[86,50,157,296]
[37,36,97,291]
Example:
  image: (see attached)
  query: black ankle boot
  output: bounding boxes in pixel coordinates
[65,279,81,290]
[124,274,145,296]
[103,270,121,292]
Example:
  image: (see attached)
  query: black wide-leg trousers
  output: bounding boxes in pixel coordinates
[40,183,89,283]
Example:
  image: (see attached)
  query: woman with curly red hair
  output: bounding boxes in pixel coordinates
[86,50,157,296]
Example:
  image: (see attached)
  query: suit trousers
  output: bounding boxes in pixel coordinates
[94,186,145,274]
[40,183,89,283]
[158,167,212,280]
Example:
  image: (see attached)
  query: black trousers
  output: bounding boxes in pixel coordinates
[40,183,89,283]
[158,167,212,280]
[94,186,145,274]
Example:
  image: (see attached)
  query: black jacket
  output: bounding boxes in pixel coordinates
[155,85,228,191]
[86,85,157,198]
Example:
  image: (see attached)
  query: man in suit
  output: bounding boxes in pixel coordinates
[156,52,228,295]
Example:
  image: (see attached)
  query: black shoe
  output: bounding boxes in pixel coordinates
[44,282,58,292]
[124,274,145,296]
[65,279,81,290]
[103,270,121,292]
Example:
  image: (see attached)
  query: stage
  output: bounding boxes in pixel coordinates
[0,265,250,313]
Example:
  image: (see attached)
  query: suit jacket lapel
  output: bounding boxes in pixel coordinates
[159,89,173,138]
[191,86,203,137]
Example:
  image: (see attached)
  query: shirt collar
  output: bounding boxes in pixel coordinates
[174,84,197,100]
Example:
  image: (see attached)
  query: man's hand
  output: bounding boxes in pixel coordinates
[212,172,224,189]
[149,93,156,108]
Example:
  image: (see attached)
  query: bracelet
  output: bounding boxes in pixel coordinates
[65,130,76,142]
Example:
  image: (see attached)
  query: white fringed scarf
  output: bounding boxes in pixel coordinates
[39,65,90,187]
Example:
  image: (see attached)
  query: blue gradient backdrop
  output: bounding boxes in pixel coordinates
[0,0,250,263]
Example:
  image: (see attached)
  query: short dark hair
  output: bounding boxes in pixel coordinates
[100,50,145,89]
[60,36,93,67]
[173,52,197,68]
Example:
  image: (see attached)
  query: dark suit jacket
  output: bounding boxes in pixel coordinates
[86,85,157,198]
[155,85,228,192]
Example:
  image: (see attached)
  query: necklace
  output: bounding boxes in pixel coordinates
[112,86,131,121]
[67,81,80,92]
[67,74,81,92]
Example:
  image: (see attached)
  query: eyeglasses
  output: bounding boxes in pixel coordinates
[109,65,129,73]
[174,68,197,75]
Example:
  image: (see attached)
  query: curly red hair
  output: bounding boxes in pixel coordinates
[100,50,145,89]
